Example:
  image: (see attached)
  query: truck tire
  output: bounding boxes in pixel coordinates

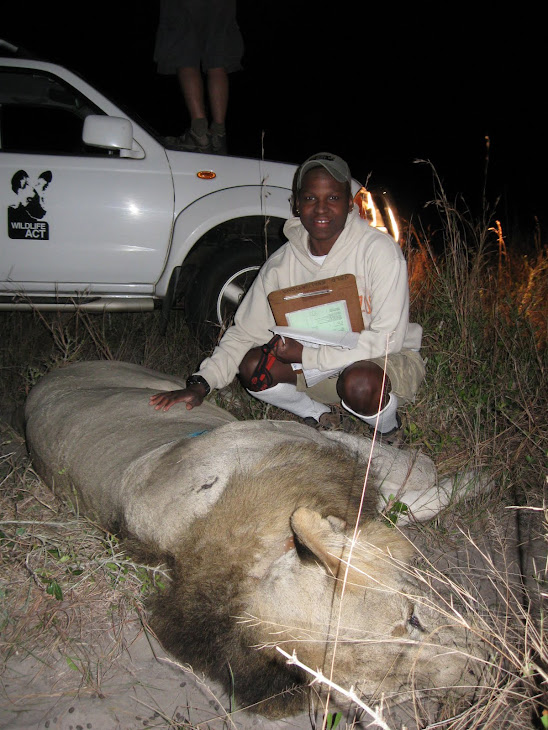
[184,240,266,349]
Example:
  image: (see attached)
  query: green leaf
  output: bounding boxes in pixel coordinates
[326,712,342,730]
[383,495,410,526]
[46,580,63,601]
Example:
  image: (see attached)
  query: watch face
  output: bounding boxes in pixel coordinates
[187,376,209,393]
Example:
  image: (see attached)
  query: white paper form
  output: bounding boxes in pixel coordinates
[269,300,360,386]
[269,326,360,349]
[285,298,351,332]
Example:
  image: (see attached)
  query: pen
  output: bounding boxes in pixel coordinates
[283,288,332,300]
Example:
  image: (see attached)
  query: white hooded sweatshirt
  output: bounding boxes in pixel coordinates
[197,208,422,391]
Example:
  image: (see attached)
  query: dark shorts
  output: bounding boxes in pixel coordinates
[296,350,426,405]
[154,0,244,74]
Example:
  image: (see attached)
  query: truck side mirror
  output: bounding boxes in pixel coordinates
[83,115,133,150]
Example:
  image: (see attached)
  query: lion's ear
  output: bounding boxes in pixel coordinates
[290,507,347,576]
[291,507,415,588]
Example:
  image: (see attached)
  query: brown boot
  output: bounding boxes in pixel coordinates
[302,409,342,431]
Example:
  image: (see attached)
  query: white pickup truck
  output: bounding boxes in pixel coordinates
[0,41,399,345]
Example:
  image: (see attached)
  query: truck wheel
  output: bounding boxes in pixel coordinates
[185,241,266,348]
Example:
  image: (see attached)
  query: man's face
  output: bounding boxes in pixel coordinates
[297,168,352,255]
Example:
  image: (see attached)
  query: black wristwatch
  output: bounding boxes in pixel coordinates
[186,374,211,396]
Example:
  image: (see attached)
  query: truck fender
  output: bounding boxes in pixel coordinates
[155,185,293,298]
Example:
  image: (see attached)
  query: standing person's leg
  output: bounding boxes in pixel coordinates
[207,68,229,125]
[155,0,212,151]
[176,67,211,151]
[178,67,206,120]
[207,67,229,153]
[202,0,243,155]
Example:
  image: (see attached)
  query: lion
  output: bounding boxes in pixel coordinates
[24,360,487,719]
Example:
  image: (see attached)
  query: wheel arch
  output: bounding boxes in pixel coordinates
[155,185,292,298]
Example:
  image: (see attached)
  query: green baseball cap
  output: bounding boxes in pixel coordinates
[296,152,352,190]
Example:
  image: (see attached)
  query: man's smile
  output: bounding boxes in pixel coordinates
[297,167,352,255]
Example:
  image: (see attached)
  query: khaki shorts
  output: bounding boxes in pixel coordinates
[296,349,426,405]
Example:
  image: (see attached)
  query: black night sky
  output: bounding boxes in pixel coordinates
[3,3,545,236]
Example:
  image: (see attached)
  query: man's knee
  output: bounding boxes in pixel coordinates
[238,347,263,390]
[337,361,390,415]
[239,347,297,392]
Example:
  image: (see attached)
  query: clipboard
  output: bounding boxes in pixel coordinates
[267,274,364,333]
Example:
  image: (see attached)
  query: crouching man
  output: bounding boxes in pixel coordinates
[150,152,425,437]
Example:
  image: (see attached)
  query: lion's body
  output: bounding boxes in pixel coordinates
[25,361,485,717]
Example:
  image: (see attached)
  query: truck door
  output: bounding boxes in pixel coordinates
[0,65,173,295]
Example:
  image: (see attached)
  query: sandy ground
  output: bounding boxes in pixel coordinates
[1,619,324,730]
[1,416,546,730]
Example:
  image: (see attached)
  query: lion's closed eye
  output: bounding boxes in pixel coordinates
[408,612,424,632]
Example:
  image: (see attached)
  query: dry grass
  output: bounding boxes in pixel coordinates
[395,510,546,729]
[0,424,173,719]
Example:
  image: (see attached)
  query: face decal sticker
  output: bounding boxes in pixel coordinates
[8,170,53,240]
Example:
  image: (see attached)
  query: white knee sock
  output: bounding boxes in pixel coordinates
[341,392,399,433]
[247,383,330,421]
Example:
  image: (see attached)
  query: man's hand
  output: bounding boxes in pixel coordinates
[273,337,303,364]
[149,384,207,412]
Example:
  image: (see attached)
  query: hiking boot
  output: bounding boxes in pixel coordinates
[164,128,211,153]
[178,127,212,153]
[210,124,228,155]
[302,410,342,431]
[374,414,404,446]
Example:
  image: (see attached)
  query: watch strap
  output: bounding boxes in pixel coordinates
[186,374,211,396]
